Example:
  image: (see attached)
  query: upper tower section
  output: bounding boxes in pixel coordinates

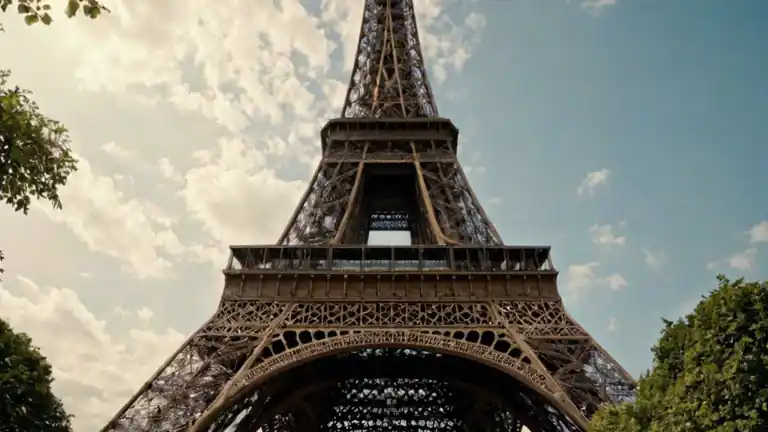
[341,0,438,119]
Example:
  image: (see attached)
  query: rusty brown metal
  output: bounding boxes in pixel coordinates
[101,1,635,431]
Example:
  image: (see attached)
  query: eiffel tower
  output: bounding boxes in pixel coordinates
[102,1,636,431]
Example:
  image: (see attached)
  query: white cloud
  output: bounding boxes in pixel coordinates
[112,306,132,319]
[746,221,768,243]
[562,262,627,301]
[563,262,601,300]
[727,248,758,270]
[0,1,486,430]
[577,169,611,196]
[0,276,185,432]
[605,273,628,291]
[158,157,183,183]
[642,248,665,268]
[180,137,305,245]
[563,261,600,291]
[607,317,617,332]
[100,141,135,160]
[707,248,758,271]
[37,155,184,280]
[581,0,618,14]
[136,306,154,322]
[589,224,626,246]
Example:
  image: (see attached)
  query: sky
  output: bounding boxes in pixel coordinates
[0,0,767,430]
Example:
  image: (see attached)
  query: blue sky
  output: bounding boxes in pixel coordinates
[443,0,768,376]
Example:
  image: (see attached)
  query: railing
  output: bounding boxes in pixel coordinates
[227,245,555,273]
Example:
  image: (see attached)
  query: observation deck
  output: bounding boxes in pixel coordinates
[223,245,559,302]
[321,117,459,158]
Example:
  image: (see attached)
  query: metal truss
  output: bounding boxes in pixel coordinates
[278,119,503,246]
[341,0,437,118]
[102,297,635,431]
[102,0,636,430]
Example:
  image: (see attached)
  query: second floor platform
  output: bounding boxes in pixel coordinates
[226,245,556,275]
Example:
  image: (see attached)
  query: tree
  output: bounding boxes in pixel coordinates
[0,317,72,431]
[1,0,108,274]
[590,275,768,432]
[1,0,106,26]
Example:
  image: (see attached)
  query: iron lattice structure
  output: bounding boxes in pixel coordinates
[102,1,636,431]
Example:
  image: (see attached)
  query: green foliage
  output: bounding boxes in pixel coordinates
[590,275,768,432]
[0,0,108,28]
[0,0,108,272]
[0,70,77,215]
[0,69,78,273]
[0,317,72,431]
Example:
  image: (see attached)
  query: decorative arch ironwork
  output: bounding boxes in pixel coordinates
[191,328,587,431]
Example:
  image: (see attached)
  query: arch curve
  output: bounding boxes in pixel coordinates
[198,329,586,431]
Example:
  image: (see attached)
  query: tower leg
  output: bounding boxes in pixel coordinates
[101,301,290,431]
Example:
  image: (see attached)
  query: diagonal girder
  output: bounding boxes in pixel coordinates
[101,0,637,430]
[417,159,502,245]
[278,159,363,245]
[103,298,635,431]
[342,0,437,118]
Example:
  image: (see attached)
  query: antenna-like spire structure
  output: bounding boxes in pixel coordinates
[341,0,438,118]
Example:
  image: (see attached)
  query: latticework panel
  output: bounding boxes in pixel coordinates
[103,298,635,432]
[282,302,494,327]
[278,152,503,246]
[106,342,231,431]
[208,349,579,432]
[418,160,502,245]
[103,302,288,431]
[531,339,637,417]
[98,0,638,428]
[103,299,635,431]
[279,160,361,245]
[342,0,437,118]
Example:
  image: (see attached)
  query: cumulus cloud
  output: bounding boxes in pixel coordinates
[135,306,154,322]
[581,0,618,14]
[0,276,185,431]
[562,262,627,301]
[577,168,611,196]
[589,224,626,246]
[724,248,757,270]
[707,248,758,271]
[0,1,487,430]
[746,221,768,243]
[180,137,305,245]
[37,155,185,280]
[100,141,135,160]
[605,273,628,291]
[642,248,665,268]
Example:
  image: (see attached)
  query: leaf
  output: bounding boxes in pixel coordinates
[17,4,31,14]
[65,0,80,18]
[590,275,768,431]
[24,14,39,25]
[10,147,23,163]
[41,12,53,25]
[0,318,72,429]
